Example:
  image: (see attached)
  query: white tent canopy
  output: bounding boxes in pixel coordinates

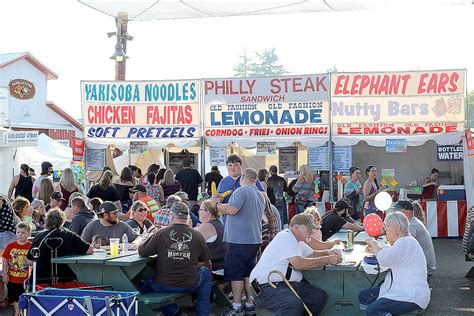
[17,133,72,172]
[85,138,200,150]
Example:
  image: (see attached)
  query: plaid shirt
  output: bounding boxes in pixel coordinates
[154,208,170,228]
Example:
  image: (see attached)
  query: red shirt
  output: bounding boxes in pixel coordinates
[2,240,32,283]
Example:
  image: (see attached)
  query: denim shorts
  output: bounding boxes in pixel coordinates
[224,243,261,281]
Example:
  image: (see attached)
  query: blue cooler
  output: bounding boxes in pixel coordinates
[437,185,466,201]
[19,288,138,316]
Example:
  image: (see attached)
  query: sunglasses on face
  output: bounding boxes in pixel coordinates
[136,208,147,212]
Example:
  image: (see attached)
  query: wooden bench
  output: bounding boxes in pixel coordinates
[138,280,231,309]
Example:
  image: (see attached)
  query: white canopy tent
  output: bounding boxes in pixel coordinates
[17,133,72,174]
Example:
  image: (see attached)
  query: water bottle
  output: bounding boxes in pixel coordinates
[122,233,128,254]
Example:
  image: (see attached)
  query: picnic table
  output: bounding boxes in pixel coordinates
[303,230,385,315]
[51,250,157,315]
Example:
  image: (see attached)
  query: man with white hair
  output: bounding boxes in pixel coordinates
[395,200,436,277]
[210,168,265,315]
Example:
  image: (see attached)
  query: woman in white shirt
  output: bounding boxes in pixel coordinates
[359,211,430,315]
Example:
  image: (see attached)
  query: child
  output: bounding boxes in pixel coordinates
[2,222,32,316]
[91,235,109,249]
[30,199,46,230]
[11,197,36,231]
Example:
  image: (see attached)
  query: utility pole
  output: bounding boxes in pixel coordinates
[115,12,128,81]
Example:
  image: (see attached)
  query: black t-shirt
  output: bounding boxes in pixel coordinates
[27,228,91,284]
[138,224,211,288]
[126,218,154,235]
[87,184,120,202]
[321,212,347,241]
[175,168,203,201]
[204,172,223,193]
[114,183,133,202]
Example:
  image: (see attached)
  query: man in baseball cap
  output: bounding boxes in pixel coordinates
[249,213,342,315]
[396,200,436,277]
[320,199,364,241]
[81,201,140,245]
[45,191,66,212]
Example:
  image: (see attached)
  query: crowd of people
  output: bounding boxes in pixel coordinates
[0,157,472,316]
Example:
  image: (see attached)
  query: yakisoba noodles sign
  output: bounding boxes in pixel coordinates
[203,75,330,138]
[331,70,466,135]
[81,80,200,139]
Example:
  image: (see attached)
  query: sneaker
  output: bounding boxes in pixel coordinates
[244,304,256,315]
[220,305,245,316]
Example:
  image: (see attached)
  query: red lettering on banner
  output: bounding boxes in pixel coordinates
[205,129,243,136]
[337,124,459,135]
[335,74,411,96]
[204,80,255,95]
[250,128,270,136]
[418,72,460,94]
[87,105,136,124]
[146,105,193,125]
[270,76,327,94]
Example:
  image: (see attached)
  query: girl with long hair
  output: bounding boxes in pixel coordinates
[55,168,80,211]
[363,165,380,217]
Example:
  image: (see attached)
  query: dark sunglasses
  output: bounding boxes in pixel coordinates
[136,208,147,212]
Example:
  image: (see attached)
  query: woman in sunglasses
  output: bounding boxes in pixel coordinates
[126,201,157,236]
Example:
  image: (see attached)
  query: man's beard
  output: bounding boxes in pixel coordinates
[106,217,119,225]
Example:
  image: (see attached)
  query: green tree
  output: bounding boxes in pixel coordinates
[233,48,289,77]
[233,51,252,77]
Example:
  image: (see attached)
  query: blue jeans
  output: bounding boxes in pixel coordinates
[139,266,212,316]
[255,279,327,316]
[359,287,421,316]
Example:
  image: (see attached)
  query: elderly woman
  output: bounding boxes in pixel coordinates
[359,212,430,315]
[195,200,226,274]
[126,200,157,235]
[26,208,93,286]
[304,207,340,250]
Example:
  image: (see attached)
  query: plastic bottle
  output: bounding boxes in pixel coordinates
[122,233,128,254]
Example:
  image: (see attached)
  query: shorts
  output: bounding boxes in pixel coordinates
[224,243,261,281]
[7,282,25,303]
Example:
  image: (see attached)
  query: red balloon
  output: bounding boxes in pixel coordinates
[363,213,383,237]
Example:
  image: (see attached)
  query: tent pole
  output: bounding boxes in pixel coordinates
[328,74,334,202]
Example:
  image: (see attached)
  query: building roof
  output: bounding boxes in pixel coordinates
[0,52,58,80]
[46,102,82,131]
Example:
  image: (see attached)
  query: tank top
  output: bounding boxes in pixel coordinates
[422,184,436,200]
[15,175,33,202]
[207,219,227,271]
[364,183,378,211]
[60,184,78,211]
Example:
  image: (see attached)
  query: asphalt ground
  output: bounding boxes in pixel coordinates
[0,239,472,315]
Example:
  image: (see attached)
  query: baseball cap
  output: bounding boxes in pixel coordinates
[290,214,318,230]
[98,201,118,214]
[395,200,414,211]
[50,191,66,201]
[334,199,353,212]
[170,202,189,217]
[130,184,147,193]
[197,192,210,201]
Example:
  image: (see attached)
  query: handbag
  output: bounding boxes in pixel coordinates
[295,194,309,205]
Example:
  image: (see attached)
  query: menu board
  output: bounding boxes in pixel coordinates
[278,147,298,174]
[85,148,106,171]
[308,146,352,172]
[210,147,227,166]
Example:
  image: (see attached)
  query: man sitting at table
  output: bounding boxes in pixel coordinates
[81,201,140,245]
[321,199,365,241]
[249,213,342,315]
[395,200,436,278]
[138,202,212,316]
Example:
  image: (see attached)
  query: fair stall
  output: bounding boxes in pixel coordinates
[330,69,467,237]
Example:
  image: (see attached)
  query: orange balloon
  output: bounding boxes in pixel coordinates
[363,213,383,237]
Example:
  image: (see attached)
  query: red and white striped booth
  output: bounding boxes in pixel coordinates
[421,200,467,238]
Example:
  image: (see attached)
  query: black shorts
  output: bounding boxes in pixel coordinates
[224,243,261,281]
[7,282,25,303]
